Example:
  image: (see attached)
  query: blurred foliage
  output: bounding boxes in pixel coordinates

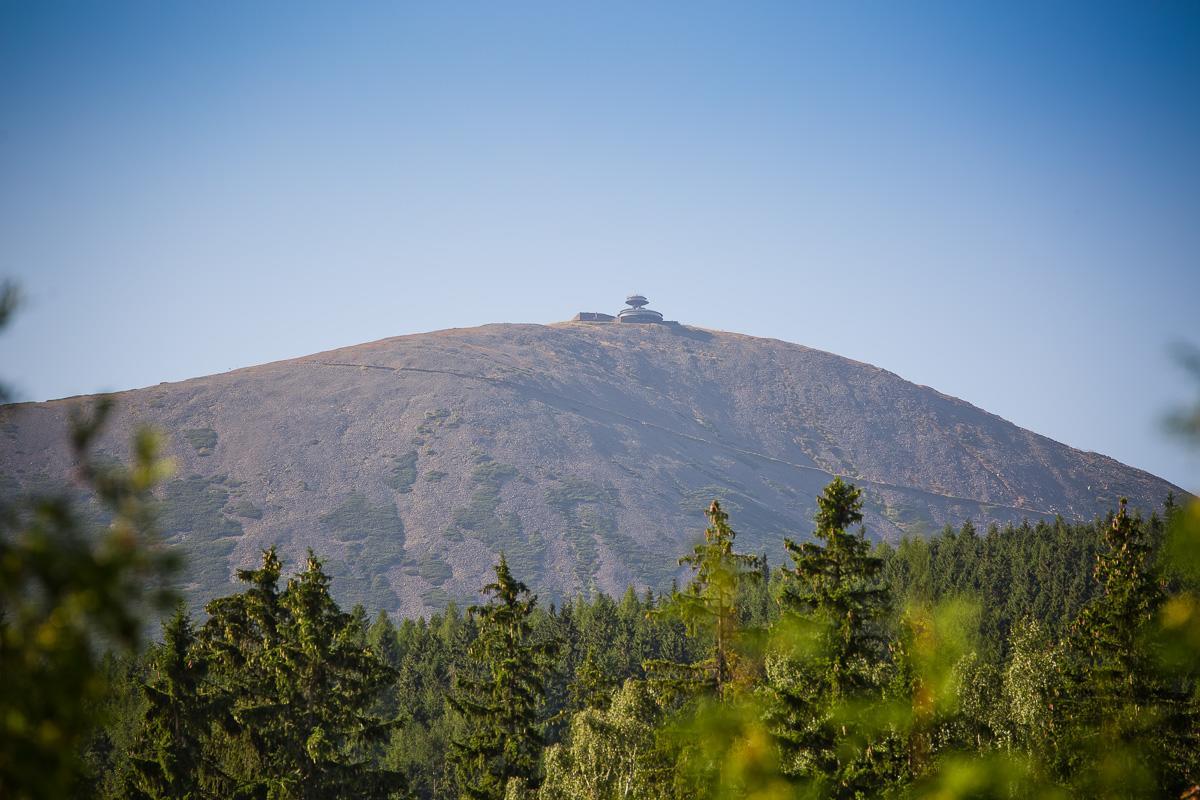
[1166,343,1200,449]
[0,396,180,798]
[0,281,19,402]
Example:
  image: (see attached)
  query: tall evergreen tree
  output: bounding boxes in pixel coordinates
[644,500,763,701]
[200,549,404,799]
[1075,500,1161,697]
[766,477,890,795]
[280,552,405,797]
[450,555,558,800]
[367,611,403,720]
[198,546,287,797]
[567,648,616,713]
[1065,499,1189,796]
[127,608,216,799]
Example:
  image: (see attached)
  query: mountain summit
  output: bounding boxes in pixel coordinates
[0,316,1181,615]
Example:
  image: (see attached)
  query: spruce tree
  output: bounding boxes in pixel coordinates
[644,500,762,700]
[766,477,890,795]
[450,555,558,800]
[568,648,616,712]
[127,608,215,799]
[1075,500,1161,697]
[200,549,404,799]
[198,545,287,798]
[279,552,405,798]
[367,610,403,719]
[1066,499,1189,796]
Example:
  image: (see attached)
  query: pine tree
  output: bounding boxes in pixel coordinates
[644,500,762,701]
[766,477,890,795]
[127,608,215,799]
[450,555,558,800]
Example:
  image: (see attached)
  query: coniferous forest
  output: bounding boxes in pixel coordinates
[2,380,1199,799]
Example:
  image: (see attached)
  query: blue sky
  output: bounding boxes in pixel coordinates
[1,1,1197,489]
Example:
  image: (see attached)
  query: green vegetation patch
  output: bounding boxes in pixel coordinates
[496,516,544,581]
[446,457,543,579]
[182,427,218,456]
[546,476,675,590]
[416,551,453,585]
[227,499,263,520]
[544,477,624,592]
[451,458,518,533]
[416,408,462,436]
[423,408,462,429]
[324,567,399,612]
[321,493,404,546]
[420,586,450,608]
[387,451,419,493]
[546,477,619,513]
[159,475,242,540]
[321,493,406,611]
[880,495,933,536]
[158,475,243,606]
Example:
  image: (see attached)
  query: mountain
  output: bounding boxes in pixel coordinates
[0,319,1182,616]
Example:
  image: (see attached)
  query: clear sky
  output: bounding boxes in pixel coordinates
[1,1,1197,490]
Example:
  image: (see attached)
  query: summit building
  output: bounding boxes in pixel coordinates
[574,294,666,324]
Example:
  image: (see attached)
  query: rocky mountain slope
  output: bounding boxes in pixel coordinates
[0,321,1182,616]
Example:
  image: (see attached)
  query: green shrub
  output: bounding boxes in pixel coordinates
[227,499,263,520]
[182,428,217,456]
[158,475,243,606]
[417,552,453,585]
[446,458,544,580]
[320,494,407,609]
[387,451,419,493]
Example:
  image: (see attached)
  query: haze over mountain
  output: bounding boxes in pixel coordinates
[0,313,1182,616]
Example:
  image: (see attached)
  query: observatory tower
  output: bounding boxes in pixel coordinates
[616,294,664,324]
[571,294,668,324]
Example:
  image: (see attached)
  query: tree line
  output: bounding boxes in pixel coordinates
[56,484,1200,799]
[2,386,1198,798]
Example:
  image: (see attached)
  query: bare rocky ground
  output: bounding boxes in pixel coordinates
[0,321,1182,616]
